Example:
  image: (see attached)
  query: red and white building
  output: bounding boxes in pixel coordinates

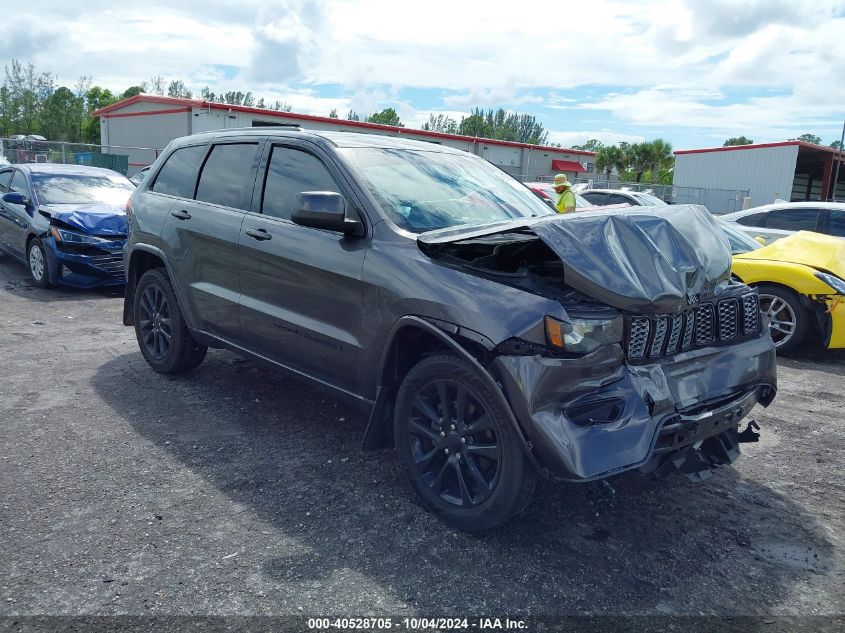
[93,95,596,180]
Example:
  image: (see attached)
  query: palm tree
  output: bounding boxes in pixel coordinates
[628,143,651,183]
[595,145,623,179]
[648,138,673,183]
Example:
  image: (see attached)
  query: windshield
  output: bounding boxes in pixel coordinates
[32,174,134,206]
[631,192,668,206]
[720,220,763,254]
[340,148,552,233]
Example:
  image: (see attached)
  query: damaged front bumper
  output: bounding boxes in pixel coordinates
[491,334,777,481]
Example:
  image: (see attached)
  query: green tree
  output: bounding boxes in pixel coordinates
[457,107,547,144]
[41,87,80,141]
[147,75,166,96]
[647,138,673,183]
[122,86,143,99]
[167,80,192,99]
[832,140,842,150]
[347,110,360,121]
[458,111,488,137]
[328,108,338,118]
[83,85,117,143]
[367,108,404,127]
[627,143,652,183]
[3,59,54,134]
[422,113,458,134]
[791,133,821,144]
[571,139,603,152]
[723,136,753,146]
[595,145,623,179]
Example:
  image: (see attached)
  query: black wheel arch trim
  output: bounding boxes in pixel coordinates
[123,244,191,328]
[361,315,543,473]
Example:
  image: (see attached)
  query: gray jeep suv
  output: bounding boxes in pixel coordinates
[123,128,777,531]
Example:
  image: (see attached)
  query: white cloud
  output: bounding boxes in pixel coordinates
[546,130,646,147]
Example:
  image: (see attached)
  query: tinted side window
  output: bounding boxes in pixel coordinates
[261,147,340,220]
[10,171,31,197]
[608,193,631,205]
[582,192,607,205]
[766,208,820,231]
[195,143,260,210]
[735,212,766,227]
[151,145,207,198]
[0,170,12,192]
[828,210,845,237]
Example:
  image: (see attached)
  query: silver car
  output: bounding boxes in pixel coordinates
[721,201,845,244]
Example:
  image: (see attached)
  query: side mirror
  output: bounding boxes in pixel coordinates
[2,191,29,206]
[754,236,767,245]
[292,191,361,235]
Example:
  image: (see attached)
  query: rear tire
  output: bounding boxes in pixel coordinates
[757,284,809,353]
[134,268,207,374]
[394,353,538,532]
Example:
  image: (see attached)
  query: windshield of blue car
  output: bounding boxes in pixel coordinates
[720,221,763,254]
[340,148,553,233]
[31,174,135,206]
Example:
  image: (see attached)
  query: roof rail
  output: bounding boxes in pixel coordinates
[217,124,302,131]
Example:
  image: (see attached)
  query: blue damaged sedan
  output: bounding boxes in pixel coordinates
[0,164,134,288]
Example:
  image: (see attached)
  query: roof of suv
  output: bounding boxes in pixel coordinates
[180,128,467,154]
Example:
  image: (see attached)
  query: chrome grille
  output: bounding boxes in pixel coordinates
[649,316,668,358]
[742,294,760,335]
[718,298,739,340]
[628,317,650,359]
[625,292,762,360]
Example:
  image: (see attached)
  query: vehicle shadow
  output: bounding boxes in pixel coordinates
[0,256,124,303]
[778,342,845,376]
[91,350,838,617]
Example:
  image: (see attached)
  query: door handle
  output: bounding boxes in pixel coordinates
[171,209,191,220]
[245,228,272,241]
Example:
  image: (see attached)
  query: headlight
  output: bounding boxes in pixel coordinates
[545,315,623,353]
[50,227,107,244]
[815,272,845,295]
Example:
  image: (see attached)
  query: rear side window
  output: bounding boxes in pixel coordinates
[582,192,607,205]
[828,210,845,237]
[151,145,207,198]
[765,208,820,231]
[261,146,340,220]
[735,212,766,227]
[195,143,260,210]
[608,193,631,205]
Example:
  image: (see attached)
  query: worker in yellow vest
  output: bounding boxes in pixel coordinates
[552,174,576,213]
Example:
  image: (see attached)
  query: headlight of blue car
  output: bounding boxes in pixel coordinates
[50,227,111,245]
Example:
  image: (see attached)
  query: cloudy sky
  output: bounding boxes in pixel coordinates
[4,0,844,149]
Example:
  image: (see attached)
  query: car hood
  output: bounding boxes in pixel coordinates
[734,230,845,278]
[418,204,732,313]
[39,203,127,237]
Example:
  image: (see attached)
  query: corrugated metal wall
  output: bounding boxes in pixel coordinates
[673,145,799,207]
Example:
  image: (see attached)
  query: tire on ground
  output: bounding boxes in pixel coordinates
[757,283,810,354]
[133,268,208,374]
[393,353,538,532]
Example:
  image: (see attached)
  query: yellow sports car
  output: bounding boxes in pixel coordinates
[722,225,845,352]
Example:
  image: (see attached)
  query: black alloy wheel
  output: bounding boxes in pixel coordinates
[394,354,538,532]
[408,379,501,508]
[138,283,172,360]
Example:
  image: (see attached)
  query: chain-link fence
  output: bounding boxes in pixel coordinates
[0,137,162,177]
[571,177,749,213]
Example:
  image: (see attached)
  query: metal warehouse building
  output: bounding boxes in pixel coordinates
[673,141,845,209]
[93,95,595,180]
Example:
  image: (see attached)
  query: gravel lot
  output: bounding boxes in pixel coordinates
[1,252,844,623]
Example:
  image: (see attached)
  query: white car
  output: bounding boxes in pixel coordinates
[721,201,845,244]
[580,188,668,207]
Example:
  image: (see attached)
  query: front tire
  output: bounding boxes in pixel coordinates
[28,238,52,288]
[134,268,207,374]
[757,284,809,353]
[394,354,538,532]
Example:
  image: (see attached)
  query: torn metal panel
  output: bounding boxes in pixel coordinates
[490,335,777,481]
[420,204,732,313]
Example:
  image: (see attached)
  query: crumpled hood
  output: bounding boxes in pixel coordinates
[39,203,127,237]
[734,230,845,279]
[419,204,732,313]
